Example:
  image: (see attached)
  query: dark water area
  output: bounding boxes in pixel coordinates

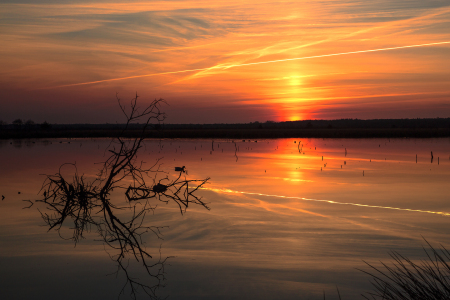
[1,137,450,299]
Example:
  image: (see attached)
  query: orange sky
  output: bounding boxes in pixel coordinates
[1,0,449,123]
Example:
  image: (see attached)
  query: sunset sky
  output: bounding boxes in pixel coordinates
[1,0,449,124]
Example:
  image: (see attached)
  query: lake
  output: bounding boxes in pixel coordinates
[1,137,449,299]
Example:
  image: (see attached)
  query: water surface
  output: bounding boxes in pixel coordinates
[1,138,449,299]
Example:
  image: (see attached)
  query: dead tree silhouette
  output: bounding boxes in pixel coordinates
[30,93,210,300]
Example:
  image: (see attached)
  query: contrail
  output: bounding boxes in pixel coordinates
[51,41,450,88]
[203,187,450,217]
[208,41,450,70]
[48,66,221,89]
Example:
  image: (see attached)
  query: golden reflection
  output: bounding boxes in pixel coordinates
[286,169,304,181]
[254,176,312,183]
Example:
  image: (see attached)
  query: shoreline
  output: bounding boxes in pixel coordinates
[1,127,450,139]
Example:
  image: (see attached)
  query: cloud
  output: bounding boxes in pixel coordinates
[1,1,450,122]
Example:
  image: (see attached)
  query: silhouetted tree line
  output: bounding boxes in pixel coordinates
[1,119,51,130]
[1,118,450,139]
[154,118,450,130]
[2,118,450,130]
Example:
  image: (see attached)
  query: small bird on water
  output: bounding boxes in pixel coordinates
[175,166,186,173]
[1,195,4,200]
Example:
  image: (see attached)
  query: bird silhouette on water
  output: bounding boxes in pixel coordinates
[175,166,186,173]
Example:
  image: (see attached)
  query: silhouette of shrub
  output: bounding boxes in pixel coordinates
[361,239,450,300]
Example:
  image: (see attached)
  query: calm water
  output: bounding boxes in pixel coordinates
[1,138,450,299]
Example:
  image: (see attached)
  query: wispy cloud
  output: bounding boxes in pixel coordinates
[1,0,450,122]
[47,40,450,88]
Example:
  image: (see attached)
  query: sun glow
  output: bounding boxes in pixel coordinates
[288,75,302,87]
[289,115,302,121]
[1,1,450,123]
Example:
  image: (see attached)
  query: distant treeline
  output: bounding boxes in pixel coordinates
[1,118,450,139]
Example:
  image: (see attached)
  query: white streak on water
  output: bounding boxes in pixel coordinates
[203,187,450,217]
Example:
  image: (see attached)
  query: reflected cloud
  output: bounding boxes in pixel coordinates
[2,137,450,299]
[205,187,450,217]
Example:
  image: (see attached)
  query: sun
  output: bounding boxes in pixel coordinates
[289,115,302,121]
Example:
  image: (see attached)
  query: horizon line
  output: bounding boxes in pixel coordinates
[6,116,450,125]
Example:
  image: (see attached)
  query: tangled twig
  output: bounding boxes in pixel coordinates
[30,94,210,299]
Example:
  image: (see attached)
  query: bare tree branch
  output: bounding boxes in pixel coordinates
[29,93,210,299]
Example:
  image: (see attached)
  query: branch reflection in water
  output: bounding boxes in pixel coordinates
[26,94,210,299]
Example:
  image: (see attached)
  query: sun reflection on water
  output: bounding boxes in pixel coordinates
[2,137,450,299]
